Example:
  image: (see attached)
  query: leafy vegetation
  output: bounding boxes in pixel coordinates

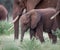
[0,21,13,35]
[19,39,41,50]
[52,28,60,38]
[0,34,60,50]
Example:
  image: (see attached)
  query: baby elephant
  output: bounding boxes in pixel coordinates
[0,4,8,21]
[20,8,58,43]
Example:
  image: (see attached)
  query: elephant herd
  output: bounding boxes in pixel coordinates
[0,0,60,44]
[13,0,60,44]
[20,8,58,43]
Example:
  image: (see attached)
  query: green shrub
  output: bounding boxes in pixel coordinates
[2,41,19,50]
[19,39,41,50]
[52,28,60,38]
[0,21,13,35]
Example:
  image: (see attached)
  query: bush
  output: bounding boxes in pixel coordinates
[52,28,60,38]
[2,40,19,50]
[19,39,41,50]
[0,21,13,35]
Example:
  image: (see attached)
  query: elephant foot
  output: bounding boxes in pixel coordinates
[14,36,19,40]
[40,39,45,43]
[38,35,45,43]
[20,39,23,42]
[48,33,52,40]
[52,35,57,44]
[52,39,57,44]
[20,36,24,42]
[14,35,19,40]
[39,38,45,43]
[30,36,35,41]
[14,31,19,39]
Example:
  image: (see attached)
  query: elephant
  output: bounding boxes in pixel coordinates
[0,4,8,21]
[13,0,60,40]
[20,8,58,43]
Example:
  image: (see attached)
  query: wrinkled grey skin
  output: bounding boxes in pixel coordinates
[20,8,58,43]
[13,0,41,39]
[13,0,60,42]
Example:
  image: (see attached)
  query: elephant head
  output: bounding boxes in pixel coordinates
[20,10,42,41]
[13,0,26,17]
[13,0,41,18]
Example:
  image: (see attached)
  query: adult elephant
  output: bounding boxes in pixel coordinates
[0,4,8,21]
[20,8,58,43]
[13,0,60,40]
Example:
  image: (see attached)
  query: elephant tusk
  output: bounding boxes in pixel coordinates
[50,11,60,20]
[9,15,19,24]
[8,25,14,31]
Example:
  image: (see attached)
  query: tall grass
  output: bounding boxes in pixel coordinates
[19,39,60,50]
[52,28,60,38]
[2,40,19,50]
[19,38,42,50]
[0,36,60,50]
[0,21,13,35]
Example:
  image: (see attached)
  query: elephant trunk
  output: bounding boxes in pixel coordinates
[20,31,24,42]
[20,27,26,42]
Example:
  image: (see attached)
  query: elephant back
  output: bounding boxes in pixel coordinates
[0,5,8,20]
[36,0,58,9]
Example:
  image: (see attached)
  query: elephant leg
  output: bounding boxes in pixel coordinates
[13,18,19,40]
[36,24,45,43]
[48,32,52,40]
[6,14,9,21]
[20,25,27,42]
[52,34,57,44]
[51,20,57,43]
[21,31,25,42]
[48,31,57,43]
[30,28,36,39]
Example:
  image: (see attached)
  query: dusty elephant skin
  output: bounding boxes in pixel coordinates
[20,8,58,43]
[13,0,60,41]
[0,4,8,20]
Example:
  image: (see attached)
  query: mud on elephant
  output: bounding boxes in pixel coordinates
[20,8,58,43]
[0,4,8,21]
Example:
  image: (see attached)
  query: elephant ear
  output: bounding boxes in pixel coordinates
[21,13,30,24]
[31,11,41,29]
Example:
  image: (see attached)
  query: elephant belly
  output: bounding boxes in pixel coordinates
[43,23,52,33]
[43,16,54,33]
